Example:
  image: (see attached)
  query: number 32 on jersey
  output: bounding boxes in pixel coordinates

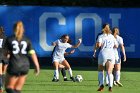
[12,40,27,54]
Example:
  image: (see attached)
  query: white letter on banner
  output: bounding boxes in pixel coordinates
[110,13,135,52]
[75,13,102,52]
[39,13,66,51]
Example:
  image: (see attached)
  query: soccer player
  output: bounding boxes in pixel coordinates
[5,21,40,93]
[96,23,118,92]
[0,26,9,92]
[112,27,126,86]
[52,46,75,81]
[52,34,82,82]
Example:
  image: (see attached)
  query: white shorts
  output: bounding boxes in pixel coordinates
[98,58,115,66]
[115,58,121,64]
[52,57,65,63]
[98,51,115,66]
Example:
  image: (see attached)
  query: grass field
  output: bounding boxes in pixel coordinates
[13,67,140,93]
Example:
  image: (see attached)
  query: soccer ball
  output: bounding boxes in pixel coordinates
[75,75,83,82]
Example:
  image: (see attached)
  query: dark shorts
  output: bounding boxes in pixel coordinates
[7,63,30,76]
[7,69,29,76]
[0,59,9,65]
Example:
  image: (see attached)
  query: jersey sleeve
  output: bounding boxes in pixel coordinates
[53,39,59,45]
[27,39,34,52]
[97,35,102,43]
[67,43,72,48]
[119,37,124,45]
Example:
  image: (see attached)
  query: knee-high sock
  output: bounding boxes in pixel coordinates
[54,70,59,79]
[0,74,3,88]
[6,88,15,93]
[105,72,109,84]
[14,89,21,93]
[107,73,114,87]
[61,68,67,78]
[115,71,120,82]
[98,71,104,86]
[68,68,73,77]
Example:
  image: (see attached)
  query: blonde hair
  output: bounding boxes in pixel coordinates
[14,21,24,41]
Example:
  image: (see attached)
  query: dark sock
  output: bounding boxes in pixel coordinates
[6,88,15,93]
[0,75,3,88]
[2,74,5,87]
[14,89,21,93]
[61,68,66,78]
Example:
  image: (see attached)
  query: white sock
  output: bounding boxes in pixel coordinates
[108,73,113,87]
[115,71,120,82]
[68,68,73,77]
[106,72,109,84]
[98,71,104,86]
[54,70,59,79]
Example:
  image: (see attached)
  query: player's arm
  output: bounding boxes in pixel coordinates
[72,38,82,48]
[114,37,118,48]
[120,37,126,62]
[28,40,40,76]
[120,43,126,62]
[64,49,75,56]
[93,44,98,57]
[52,42,57,46]
[29,50,40,76]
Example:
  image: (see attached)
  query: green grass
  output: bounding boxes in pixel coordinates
[16,67,140,93]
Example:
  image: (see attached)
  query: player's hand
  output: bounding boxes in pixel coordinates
[70,49,75,54]
[78,38,82,43]
[123,55,126,62]
[34,67,40,76]
[93,53,96,58]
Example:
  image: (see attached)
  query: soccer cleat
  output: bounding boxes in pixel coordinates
[105,84,109,86]
[64,78,68,81]
[52,78,59,82]
[70,77,76,82]
[116,81,123,87]
[113,81,118,86]
[109,87,112,92]
[97,85,104,91]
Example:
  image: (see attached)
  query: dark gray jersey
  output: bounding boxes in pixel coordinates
[6,35,34,72]
[0,34,7,59]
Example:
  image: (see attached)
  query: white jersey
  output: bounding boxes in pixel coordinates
[52,39,72,61]
[97,33,117,65]
[114,35,124,59]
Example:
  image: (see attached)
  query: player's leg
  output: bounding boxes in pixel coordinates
[106,61,114,92]
[5,73,18,93]
[62,60,75,82]
[14,75,27,93]
[97,64,104,91]
[0,62,3,92]
[105,72,109,86]
[114,60,123,87]
[2,60,8,89]
[61,68,67,81]
[52,61,59,82]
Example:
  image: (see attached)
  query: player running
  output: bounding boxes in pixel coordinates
[5,21,40,93]
[96,23,118,92]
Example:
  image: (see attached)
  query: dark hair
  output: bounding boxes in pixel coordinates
[102,23,109,29]
[112,27,119,35]
[60,34,72,44]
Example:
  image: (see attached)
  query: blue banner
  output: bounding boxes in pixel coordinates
[0,6,139,58]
